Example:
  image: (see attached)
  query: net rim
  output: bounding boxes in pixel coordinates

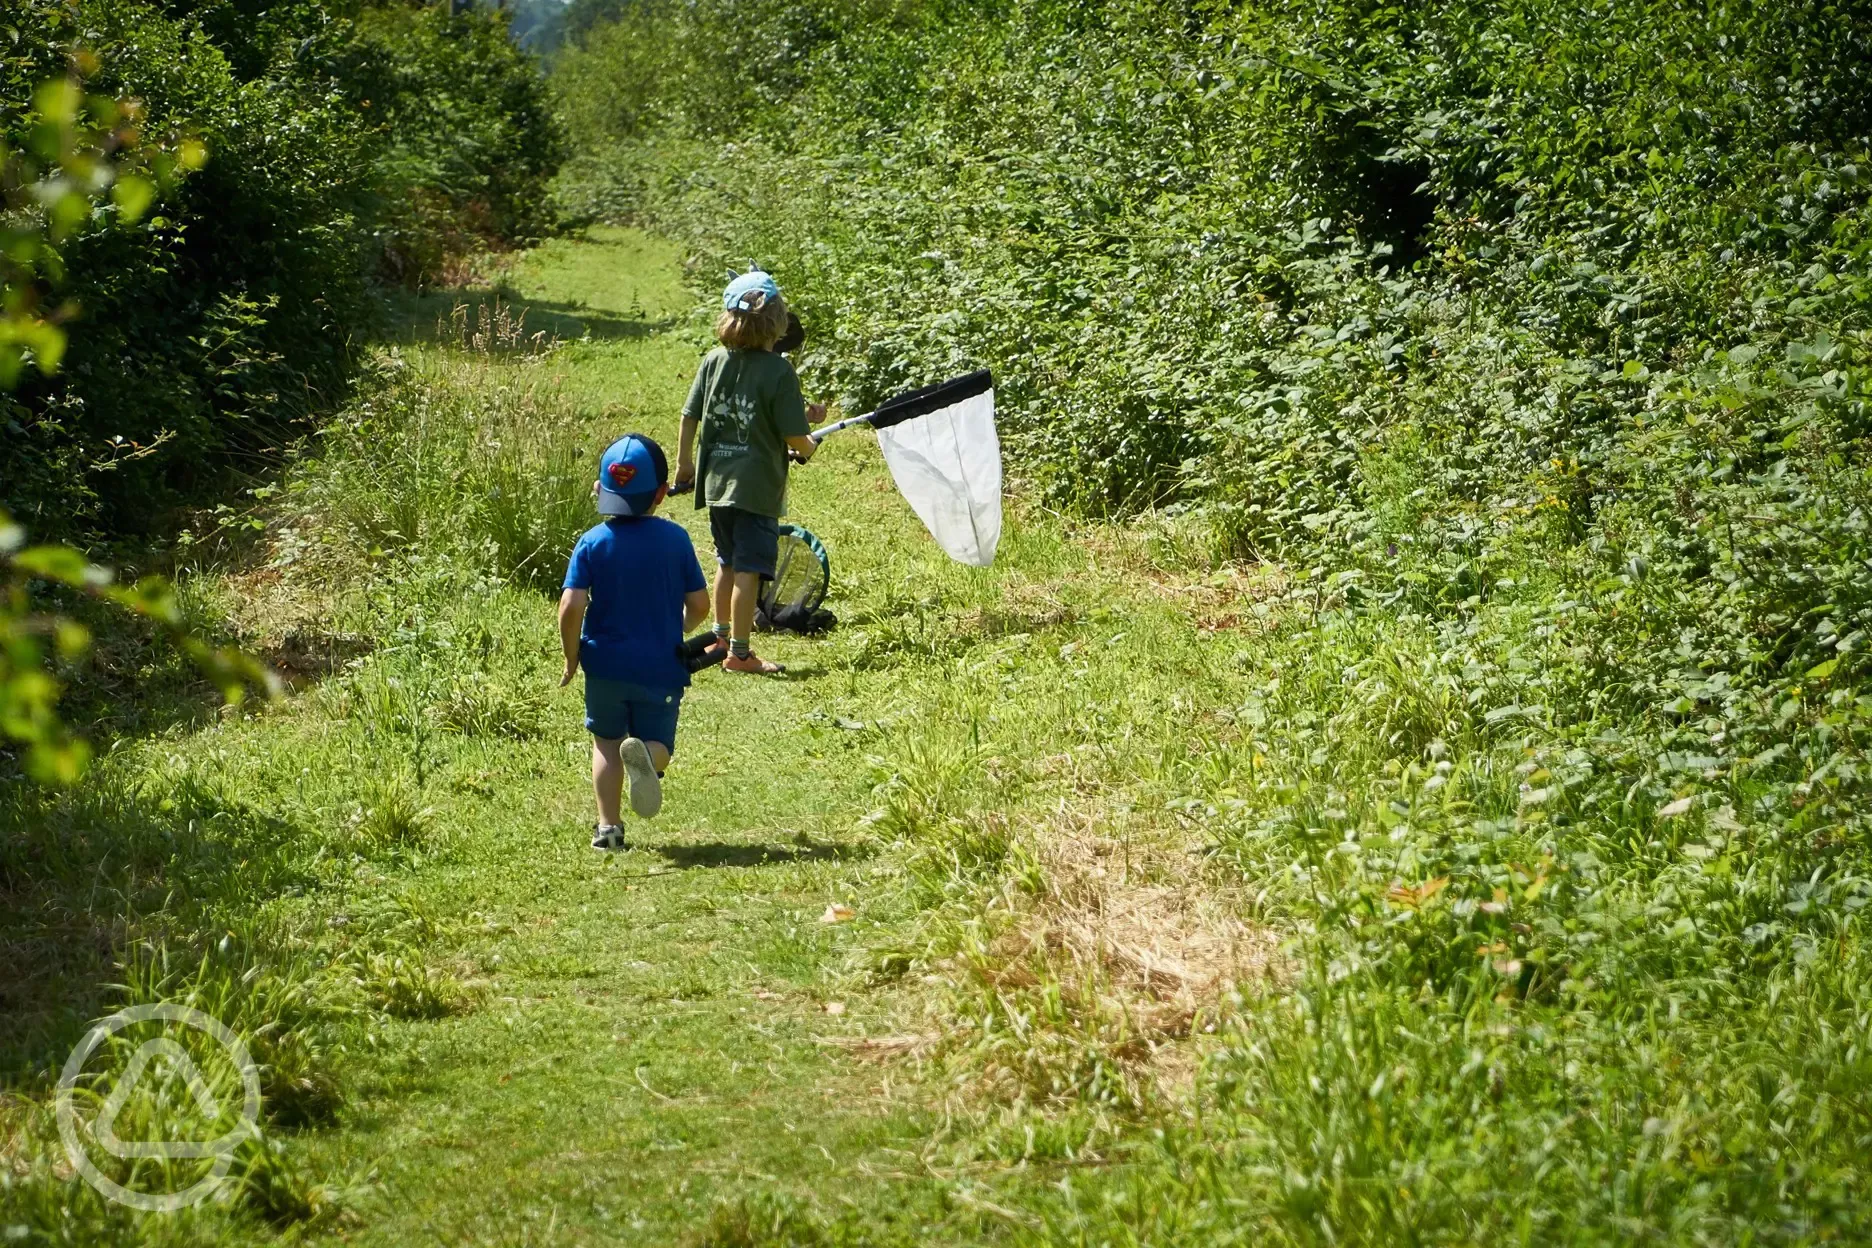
[759,523,830,615]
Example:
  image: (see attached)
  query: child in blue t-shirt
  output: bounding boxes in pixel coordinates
[558,433,710,851]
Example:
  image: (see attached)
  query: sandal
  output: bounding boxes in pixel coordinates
[722,651,785,675]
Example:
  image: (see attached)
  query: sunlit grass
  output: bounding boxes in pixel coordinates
[12,221,1871,1246]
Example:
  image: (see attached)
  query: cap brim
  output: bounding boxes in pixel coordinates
[597,490,655,516]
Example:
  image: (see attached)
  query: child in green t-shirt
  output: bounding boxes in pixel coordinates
[673,269,824,675]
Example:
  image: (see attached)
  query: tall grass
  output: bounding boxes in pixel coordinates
[0,334,578,1238]
[1018,580,1872,1243]
[297,337,592,595]
[0,732,486,1237]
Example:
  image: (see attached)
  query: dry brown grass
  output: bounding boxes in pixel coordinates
[982,811,1281,1071]
[206,567,371,693]
[1067,512,1290,634]
[865,810,1285,1115]
[819,501,1290,1116]
[822,1032,941,1061]
[1035,833,1272,1018]
[952,582,1077,640]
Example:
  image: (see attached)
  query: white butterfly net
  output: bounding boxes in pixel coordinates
[874,387,1002,567]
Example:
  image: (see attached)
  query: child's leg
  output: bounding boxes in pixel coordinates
[723,569,784,673]
[711,507,783,674]
[633,695,678,776]
[729,569,761,642]
[709,506,737,640]
[618,692,677,819]
[591,736,624,826]
[712,563,734,638]
[585,676,631,832]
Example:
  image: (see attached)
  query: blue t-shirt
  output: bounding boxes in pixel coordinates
[562,516,707,692]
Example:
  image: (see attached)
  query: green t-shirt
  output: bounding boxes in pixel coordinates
[683,347,810,518]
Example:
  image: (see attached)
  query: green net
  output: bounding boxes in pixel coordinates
[760,524,829,616]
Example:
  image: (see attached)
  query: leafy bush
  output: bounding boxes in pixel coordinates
[330,2,566,285]
[2,0,565,542]
[3,1,371,538]
[552,0,1872,528]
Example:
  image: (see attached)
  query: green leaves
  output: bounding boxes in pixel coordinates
[0,316,67,388]
[11,543,109,590]
[544,0,1872,1235]
[6,1,563,541]
[0,508,277,785]
[2,61,198,391]
[111,174,155,223]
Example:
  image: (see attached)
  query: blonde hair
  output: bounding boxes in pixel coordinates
[715,291,788,351]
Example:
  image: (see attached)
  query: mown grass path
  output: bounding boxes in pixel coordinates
[290,230,1021,1244]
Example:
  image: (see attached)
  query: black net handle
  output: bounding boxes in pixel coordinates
[809,369,993,443]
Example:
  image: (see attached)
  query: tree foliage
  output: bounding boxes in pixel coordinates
[0,21,275,783]
[2,0,564,541]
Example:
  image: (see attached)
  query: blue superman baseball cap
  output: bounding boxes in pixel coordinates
[596,433,668,517]
[722,268,781,311]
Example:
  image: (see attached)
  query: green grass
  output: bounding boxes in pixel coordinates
[9,223,1869,1246]
[386,226,702,422]
[3,226,1213,1244]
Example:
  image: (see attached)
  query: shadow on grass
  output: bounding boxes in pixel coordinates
[742,662,832,682]
[48,565,369,743]
[0,774,318,1085]
[387,287,679,348]
[265,628,376,692]
[51,588,251,744]
[653,837,861,870]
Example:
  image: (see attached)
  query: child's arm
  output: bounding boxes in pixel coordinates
[675,355,712,491]
[785,433,818,463]
[683,588,709,632]
[558,589,588,686]
[675,415,699,490]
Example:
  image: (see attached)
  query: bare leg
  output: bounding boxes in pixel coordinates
[721,568,783,674]
[592,737,623,826]
[730,569,760,641]
[644,740,671,772]
[713,564,734,635]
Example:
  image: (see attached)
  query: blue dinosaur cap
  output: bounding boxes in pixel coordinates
[722,268,781,312]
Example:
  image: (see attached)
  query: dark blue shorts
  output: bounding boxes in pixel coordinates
[583,676,682,752]
[709,506,780,577]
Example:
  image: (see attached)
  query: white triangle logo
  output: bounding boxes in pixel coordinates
[93,1038,231,1159]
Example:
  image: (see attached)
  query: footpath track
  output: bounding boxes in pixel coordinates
[289,230,1020,1244]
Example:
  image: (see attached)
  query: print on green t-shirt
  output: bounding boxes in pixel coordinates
[682,347,810,518]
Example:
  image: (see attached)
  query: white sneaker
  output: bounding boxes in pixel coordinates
[620,737,662,819]
[591,824,628,851]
